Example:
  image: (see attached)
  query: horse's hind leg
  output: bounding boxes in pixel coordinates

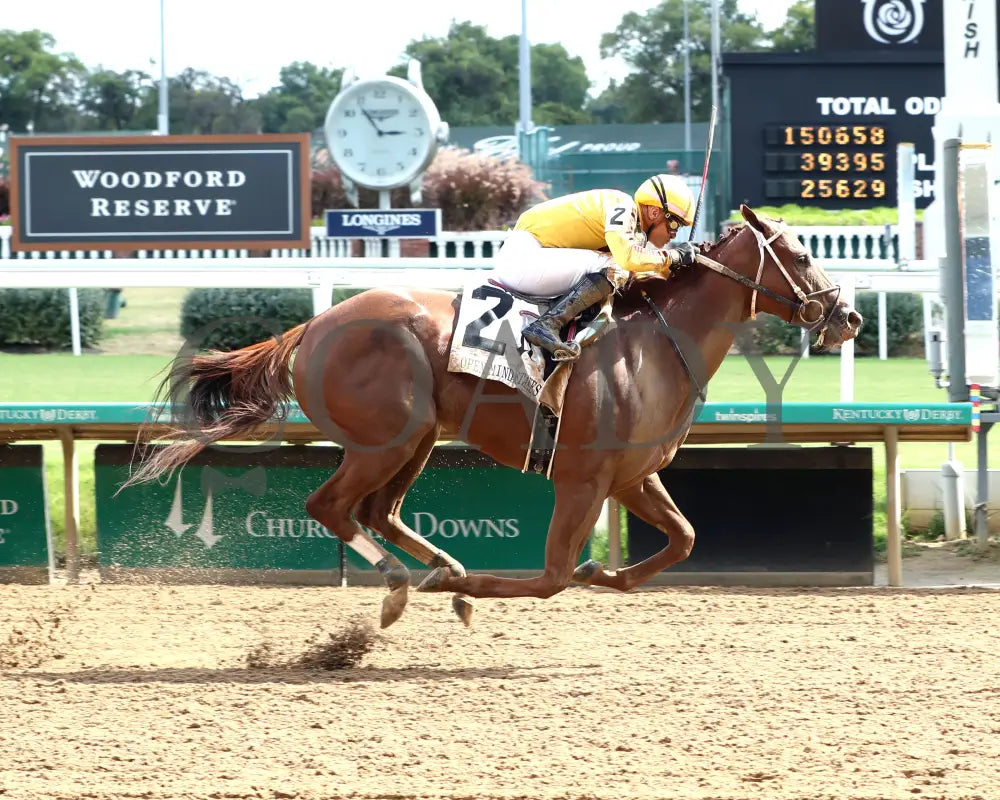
[417,473,611,599]
[355,427,475,626]
[306,441,429,629]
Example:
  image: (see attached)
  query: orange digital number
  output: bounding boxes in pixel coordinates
[836,152,850,171]
[799,126,815,145]
[801,179,816,198]
[818,152,833,171]
[871,127,886,145]
[852,179,868,198]
[817,126,833,145]
[872,179,887,198]
[871,153,885,171]
[800,153,816,171]
[835,126,850,145]
[818,179,833,198]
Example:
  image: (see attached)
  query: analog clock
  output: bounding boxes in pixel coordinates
[324,63,447,192]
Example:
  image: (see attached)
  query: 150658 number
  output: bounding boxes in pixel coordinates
[800,178,887,199]
[782,125,886,146]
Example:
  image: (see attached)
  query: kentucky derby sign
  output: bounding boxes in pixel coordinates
[324,208,440,238]
[8,133,311,252]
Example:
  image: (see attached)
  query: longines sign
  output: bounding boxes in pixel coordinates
[325,208,440,237]
[9,133,311,252]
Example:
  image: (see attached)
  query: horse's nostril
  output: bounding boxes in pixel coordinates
[847,310,863,328]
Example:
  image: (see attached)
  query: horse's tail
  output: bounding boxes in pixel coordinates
[123,322,309,490]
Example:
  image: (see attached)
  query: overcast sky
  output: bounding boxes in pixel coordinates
[2,0,795,97]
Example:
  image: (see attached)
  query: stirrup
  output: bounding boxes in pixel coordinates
[524,325,581,362]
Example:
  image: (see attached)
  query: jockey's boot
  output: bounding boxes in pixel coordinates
[522,272,614,362]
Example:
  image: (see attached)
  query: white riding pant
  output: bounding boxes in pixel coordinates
[493,230,614,296]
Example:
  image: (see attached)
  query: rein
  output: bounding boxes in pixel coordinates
[695,222,840,332]
[641,220,842,398]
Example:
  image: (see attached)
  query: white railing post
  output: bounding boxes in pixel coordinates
[68,287,82,356]
[878,291,888,360]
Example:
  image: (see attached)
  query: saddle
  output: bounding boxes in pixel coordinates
[485,278,616,369]
[447,276,618,479]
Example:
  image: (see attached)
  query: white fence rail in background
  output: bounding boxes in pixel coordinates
[1,225,901,269]
[0,224,936,381]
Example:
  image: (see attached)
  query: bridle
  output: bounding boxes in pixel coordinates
[639,220,842,403]
[694,221,841,332]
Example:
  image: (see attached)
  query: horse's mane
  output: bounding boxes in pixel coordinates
[615,214,786,316]
[615,222,751,315]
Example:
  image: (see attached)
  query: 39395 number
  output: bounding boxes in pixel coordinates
[800,179,887,200]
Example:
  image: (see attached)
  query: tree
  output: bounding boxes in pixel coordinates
[0,29,84,132]
[79,69,154,131]
[167,68,260,134]
[255,61,342,134]
[591,0,766,123]
[769,0,815,52]
[528,43,590,125]
[395,22,591,126]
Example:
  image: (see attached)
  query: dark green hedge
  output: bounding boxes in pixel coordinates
[854,292,924,356]
[180,288,315,351]
[0,288,105,349]
[745,292,925,357]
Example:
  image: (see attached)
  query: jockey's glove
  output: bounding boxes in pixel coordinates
[666,241,699,270]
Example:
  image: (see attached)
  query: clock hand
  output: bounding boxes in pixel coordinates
[381,130,406,135]
[359,105,384,136]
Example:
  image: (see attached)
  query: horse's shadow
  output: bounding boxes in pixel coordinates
[14,663,601,685]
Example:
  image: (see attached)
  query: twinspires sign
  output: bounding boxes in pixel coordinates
[0,445,53,584]
[9,133,311,251]
[325,208,440,238]
[95,444,565,584]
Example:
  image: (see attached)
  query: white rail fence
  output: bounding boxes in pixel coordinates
[1,225,903,268]
[0,225,937,392]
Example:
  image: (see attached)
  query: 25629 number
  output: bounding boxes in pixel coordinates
[800,178,887,199]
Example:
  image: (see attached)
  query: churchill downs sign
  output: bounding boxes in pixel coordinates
[8,133,311,251]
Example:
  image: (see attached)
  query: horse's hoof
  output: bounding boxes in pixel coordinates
[573,559,603,583]
[452,594,474,627]
[380,584,408,629]
[416,567,449,593]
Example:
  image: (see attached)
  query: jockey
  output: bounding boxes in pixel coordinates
[494,173,698,361]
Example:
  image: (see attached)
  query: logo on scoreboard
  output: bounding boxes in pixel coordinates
[862,0,926,45]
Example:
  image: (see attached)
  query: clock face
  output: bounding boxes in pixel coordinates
[325,78,437,190]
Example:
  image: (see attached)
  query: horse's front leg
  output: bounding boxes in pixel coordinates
[574,472,694,591]
[417,474,611,599]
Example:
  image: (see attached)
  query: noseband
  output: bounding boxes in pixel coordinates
[696,222,840,332]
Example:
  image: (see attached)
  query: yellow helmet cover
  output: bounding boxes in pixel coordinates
[634,174,695,226]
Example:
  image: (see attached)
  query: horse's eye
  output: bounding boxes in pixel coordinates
[795,254,811,269]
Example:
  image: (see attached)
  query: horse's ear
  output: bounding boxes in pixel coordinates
[740,203,764,232]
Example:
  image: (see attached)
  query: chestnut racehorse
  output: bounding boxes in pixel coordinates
[129,205,862,628]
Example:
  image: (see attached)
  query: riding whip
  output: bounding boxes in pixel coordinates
[687,104,718,242]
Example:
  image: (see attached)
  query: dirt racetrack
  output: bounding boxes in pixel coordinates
[2,579,1000,800]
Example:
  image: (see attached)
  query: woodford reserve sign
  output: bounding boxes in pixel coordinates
[8,133,311,251]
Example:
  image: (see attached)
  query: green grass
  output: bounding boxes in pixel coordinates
[0,352,982,561]
[729,204,925,226]
[0,353,172,401]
